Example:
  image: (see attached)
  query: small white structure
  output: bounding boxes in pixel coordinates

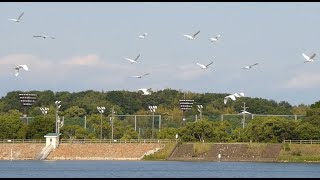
[44,133,60,149]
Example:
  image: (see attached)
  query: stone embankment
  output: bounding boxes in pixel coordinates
[0,143,44,160]
[0,143,163,160]
[47,143,163,160]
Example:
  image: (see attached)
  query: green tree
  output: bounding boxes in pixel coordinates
[0,110,25,139]
[121,127,139,139]
[26,115,55,139]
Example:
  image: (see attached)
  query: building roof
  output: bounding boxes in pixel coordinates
[44,133,61,137]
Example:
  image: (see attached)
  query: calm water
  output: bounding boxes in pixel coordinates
[0,160,320,178]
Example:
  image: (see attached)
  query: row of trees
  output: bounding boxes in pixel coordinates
[0,89,317,142]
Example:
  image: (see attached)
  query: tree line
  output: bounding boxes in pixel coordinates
[0,89,317,142]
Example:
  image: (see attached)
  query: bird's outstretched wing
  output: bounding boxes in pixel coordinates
[309,53,316,60]
[224,95,236,104]
[17,12,24,20]
[138,88,150,95]
[228,95,236,101]
[196,62,205,68]
[193,30,200,38]
[33,35,43,38]
[302,53,310,60]
[206,61,214,67]
[135,54,141,61]
[142,73,150,76]
[250,63,259,67]
[19,65,29,71]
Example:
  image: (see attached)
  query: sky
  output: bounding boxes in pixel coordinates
[1,2,320,106]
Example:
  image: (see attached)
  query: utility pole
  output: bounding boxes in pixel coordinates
[241,102,249,129]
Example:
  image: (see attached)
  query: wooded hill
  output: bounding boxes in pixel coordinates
[0,89,318,142]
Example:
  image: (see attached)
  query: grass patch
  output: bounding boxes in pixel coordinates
[278,144,320,162]
[143,143,177,160]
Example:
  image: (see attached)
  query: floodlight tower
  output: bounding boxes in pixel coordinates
[97,106,106,139]
[197,105,203,120]
[55,101,61,135]
[148,105,157,139]
[110,107,116,141]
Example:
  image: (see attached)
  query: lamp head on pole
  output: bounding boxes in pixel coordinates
[197,105,203,112]
[40,107,49,114]
[97,106,105,114]
[55,101,61,110]
[148,105,157,112]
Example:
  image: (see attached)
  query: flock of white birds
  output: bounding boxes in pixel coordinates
[7,11,317,105]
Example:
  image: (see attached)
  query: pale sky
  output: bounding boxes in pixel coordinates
[1,2,320,105]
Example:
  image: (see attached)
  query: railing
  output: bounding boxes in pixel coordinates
[0,139,45,143]
[59,139,176,144]
[283,140,320,144]
[0,139,177,144]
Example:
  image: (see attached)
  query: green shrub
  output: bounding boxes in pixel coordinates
[283,143,290,151]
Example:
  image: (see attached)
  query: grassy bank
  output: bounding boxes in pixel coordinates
[143,142,177,160]
[144,142,320,162]
[277,143,320,162]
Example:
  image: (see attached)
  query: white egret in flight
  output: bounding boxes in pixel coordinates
[14,64,29,76]
[224,92,245,104]
[183,30,200,40]
[139,33,147,39]
[132,73,150,78]
[196,61,214,69]
[209,34,221,42]
[124,54,141,64]
[33,35,55,39]
[302,53,316,63]
[242,63,259,70]
[138,88,152,95]
[8,12,24,22]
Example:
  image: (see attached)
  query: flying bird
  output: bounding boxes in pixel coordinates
[209,34,221,42]
[8,12,24,22]
[138,88,152,95]
[132,73,150,78]
[302,53,316,63]
[33,35,55,39]
[183,30,200,40]
[124,54,141,64]
[139,33,147,39]
[14,64,29,76]
[242,63,259,70]
[196,61,214,69]
[224,92,245,104]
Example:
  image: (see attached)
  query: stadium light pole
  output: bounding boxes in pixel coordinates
[40,107,49,119]
[110,107,116,141]
[148,105,157,139]
[55,101,61,134]
[197,105,203,120]
[97,106,105,139]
